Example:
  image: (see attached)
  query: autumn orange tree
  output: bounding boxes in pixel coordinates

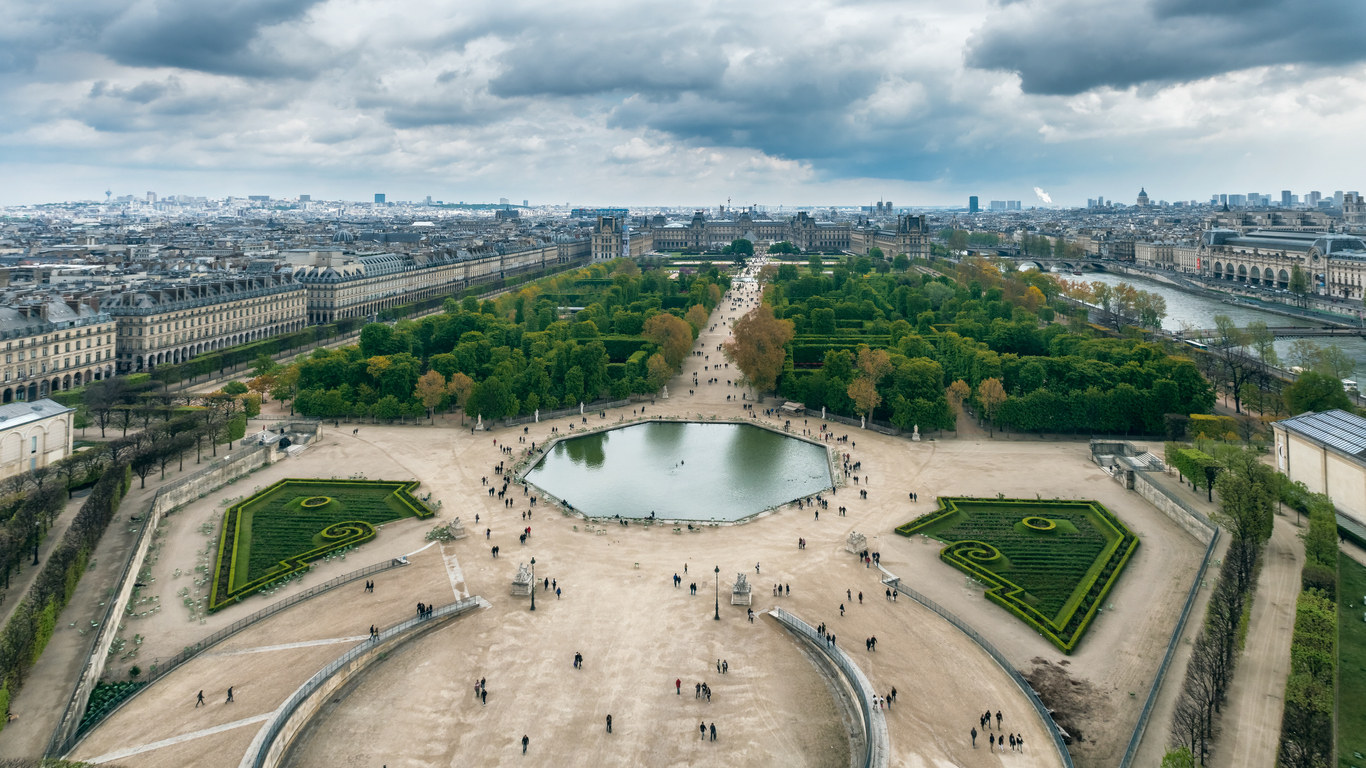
[723,304,795,395]
[946,379,970,436]
[643,313,694,370]
[847,346,891,418]
[447,372,474,425]
[977,377,1006,436]
[684,304,710,337]
[415,370,447,423]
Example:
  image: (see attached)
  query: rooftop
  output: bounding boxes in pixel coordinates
[0,398,74,431]
[1276,409,1366,462]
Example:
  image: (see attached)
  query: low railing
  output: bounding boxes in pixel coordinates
[247,596,482,768]
[50,555,411,757]
[768,607,887,768]
[1118,527,1221,768]
[878,566,1074,768]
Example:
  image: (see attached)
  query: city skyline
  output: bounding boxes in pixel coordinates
[1,0,1364,206]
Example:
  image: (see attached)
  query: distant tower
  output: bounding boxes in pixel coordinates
[1137,188,1150,207]
[969,196,979,213]
[105,189,111,202]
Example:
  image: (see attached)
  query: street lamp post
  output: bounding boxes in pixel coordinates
[713,566,720,620]
[530,557,536,611]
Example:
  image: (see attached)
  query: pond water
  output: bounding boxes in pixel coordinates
[525,422,832,522]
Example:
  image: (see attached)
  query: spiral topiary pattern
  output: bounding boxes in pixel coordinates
[1022,516,1056,531]
[301,496,332,508]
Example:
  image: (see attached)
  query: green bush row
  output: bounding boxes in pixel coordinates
[0,463,132,728]
[895,497,1138,653]
[1164,444,1222,491]
[208,478,429,611]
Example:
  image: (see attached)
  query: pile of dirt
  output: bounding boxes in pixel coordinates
[1021,657,1108,746]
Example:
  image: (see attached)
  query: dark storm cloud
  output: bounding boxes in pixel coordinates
[966,0,1366,95]
[97,0,326,76]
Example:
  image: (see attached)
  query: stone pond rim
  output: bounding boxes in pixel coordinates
[522,420,835,523]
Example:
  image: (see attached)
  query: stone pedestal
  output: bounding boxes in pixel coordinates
[845,531,867,555]
[511,563,533,596]
[730,572,752,606]
[447,517,467,540]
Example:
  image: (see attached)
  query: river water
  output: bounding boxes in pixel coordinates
[525,422,832,522]
[1069,270,1366,375]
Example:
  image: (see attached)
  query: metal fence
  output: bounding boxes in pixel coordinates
[51,555,411,757]
[1118,527,1220,768]
[768,607,885,768]
[877,567,1074,768]
[248,596,482,768]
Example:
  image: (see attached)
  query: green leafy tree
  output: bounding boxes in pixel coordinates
[1283,371,1352,414]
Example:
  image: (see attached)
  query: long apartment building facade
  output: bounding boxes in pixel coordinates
[1,293,116,403]
[105,273,307,373]
[613,210,930,258]
[291,240,589,325]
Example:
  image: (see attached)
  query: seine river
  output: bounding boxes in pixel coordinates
[1066,270,1366,375]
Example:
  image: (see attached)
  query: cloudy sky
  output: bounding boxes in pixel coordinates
[2,0,1364,207]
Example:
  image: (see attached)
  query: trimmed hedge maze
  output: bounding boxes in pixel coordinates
[210,479,432,611]
[895,497,1138,653]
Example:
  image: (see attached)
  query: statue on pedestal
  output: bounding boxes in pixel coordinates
[511,562,533,596]
[821,406,826,419]
[580,402,584,415]
[731,572,752,606]
[476,414,483,430]
[535,409,539,423]
[845,530,867,554]
[447,517,467,539]
[912,424,920,442]
[662,386,669,399]
[860,415,865,429]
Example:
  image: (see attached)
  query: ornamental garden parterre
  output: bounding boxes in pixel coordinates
[895,497,1139,652]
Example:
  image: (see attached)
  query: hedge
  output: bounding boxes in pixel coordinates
[894,497,1138,653]
[598,335,653,362]
[208,478,431,611]
[1164,443,1222,492]
[0,462,131,727]
[1188,413,1238,439]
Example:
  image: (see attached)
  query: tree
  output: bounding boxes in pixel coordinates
[684,304,710,337]
[1313,344,1355,380]
[467,376,515,421]
[977,377,1006,436]
[646,352,672,391]
[1288,263,1309,304]
[251,353,279,377]
[1287,339,1321,372]
[723,304,795,395]
[868,246,884,260]
[1245,321,1278,368]
[1283,371,1353,414]
[415,370,447,423]
[447,372,474,425]
[808,255,823,274]
[729,238,754,256]
[246,373,275,402]
[946,379,970,437]
[222,381,248,396]
[892,254,910,271]
[643,312,694,370]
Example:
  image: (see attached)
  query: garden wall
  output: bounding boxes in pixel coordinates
[1131,471,1215,545]
[243,597,483,768]
[49,442,281,757]
[152,443,279,517]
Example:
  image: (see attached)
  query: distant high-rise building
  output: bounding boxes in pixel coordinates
[247,195,270,202]
[299,195,311,202]
[1281,190,1292,207]
[146,191,157,203]
[523,199,529,207]
[1007,200,1021,211]
[424,195,432,205]
[499,197,509,205]
[1334,190,1344,208]
[1306,191,1322,207]
[374,193,386,204]
[989,200,1006,211]
[968,196,979,213]
[1228,194,1246,207]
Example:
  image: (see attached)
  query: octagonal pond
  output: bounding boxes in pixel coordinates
[525,422,832,522]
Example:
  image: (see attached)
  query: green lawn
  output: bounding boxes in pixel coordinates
[895,497,1137,653]
[1340,553,1366,768]
[210,479,430,611]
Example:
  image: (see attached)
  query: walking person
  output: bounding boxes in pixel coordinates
[710,723,717,742]
[700,721,706,739]
[996,710,1003,729]
[606,714,612,733]
[971,727,977,748]
[522,735,529,754]
[989,733,995,752]
[676,678,681,695]
[196,690,204,708]
[226,687,234,703]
